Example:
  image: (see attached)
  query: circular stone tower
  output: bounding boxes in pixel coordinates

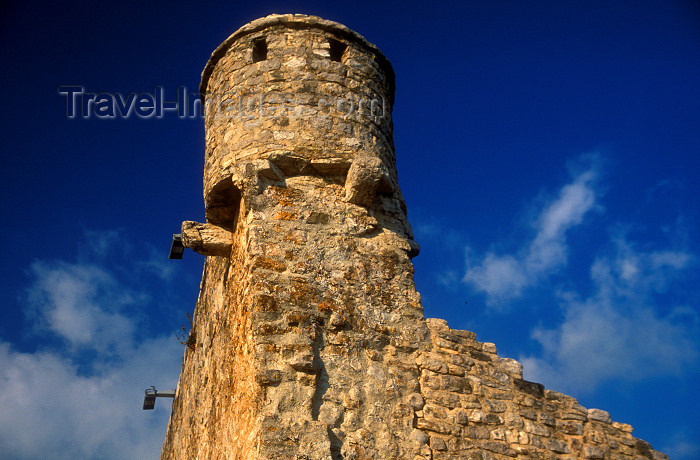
[161,14,427,460]
[199,14,408,237]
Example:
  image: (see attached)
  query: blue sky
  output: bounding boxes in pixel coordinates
[1,1,698,458]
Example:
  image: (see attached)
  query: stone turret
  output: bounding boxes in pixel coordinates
[160,14,667,460]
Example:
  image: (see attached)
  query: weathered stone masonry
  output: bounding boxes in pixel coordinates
[160,14,668,460]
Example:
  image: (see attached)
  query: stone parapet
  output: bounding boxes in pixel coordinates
[412,318,668,459]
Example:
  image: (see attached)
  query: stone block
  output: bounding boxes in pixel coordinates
[588,408,612,424]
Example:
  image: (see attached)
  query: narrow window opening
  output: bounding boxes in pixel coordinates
[328,39,346,62]
[252,37,267,62]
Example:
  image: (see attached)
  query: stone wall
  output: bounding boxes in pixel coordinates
[414,318,665,459]
[160,14,667,460]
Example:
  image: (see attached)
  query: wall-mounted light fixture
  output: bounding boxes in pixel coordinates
[169,234,184,259]
[143,386,176,410]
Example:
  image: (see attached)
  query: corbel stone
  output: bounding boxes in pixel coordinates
[181,221,233,256]
[344,155,392,207]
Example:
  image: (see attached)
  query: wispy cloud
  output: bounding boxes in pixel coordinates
[460,154,699,393]
[521,232,699,393]
[26,261,141,356]
[0,338,181,460]
[1,230,187,460]
[464,156,601,305]
[662,431,700,460]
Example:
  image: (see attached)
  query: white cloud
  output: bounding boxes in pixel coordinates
[459,155,699,391]
[526,168,597,270]
[464,253,528,298]
[0,338,182,460]
[81,229,123,259]
[464,158,600,305]
[521,235,699,393]
[0,230,187,460]
[25,261,141,356]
